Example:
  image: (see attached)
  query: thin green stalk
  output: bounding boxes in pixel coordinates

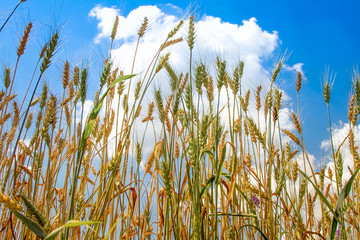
[326,103,340,195]
[0,0,26,33]
[214,90,221,240]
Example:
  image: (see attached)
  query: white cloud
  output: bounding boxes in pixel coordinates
[320,121,360,182]
[89,4,301,105]
[89,6,120,43]
[89,5,280,80]
[89,4,307,171]
[284,62,304,77]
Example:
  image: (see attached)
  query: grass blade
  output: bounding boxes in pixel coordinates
[21,195,49,228]
[216,145,227,184]
[82,73,136,148]
[13,211,47,239]
[298,170,339,223]
[210,213,257,218]
[239,224,269,240]
[200,175,215,198]
[330,166,360,239]
[45,220,100,240]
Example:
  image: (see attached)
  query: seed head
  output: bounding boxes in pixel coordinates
[216,58,226,90]
[25,112,33,130]
[167,20,183,39]
[40,32,59,73]
[292,161,298,182]
[348,94,356,125]
[138,17,148,38]
[195,64,205,95]
[72,66,80,87]
[155,89,165,122]
[39,43,47,59]
[161,160,172,197]
[206,76,214,102]
[174,141,180,159]
[135,105,141,118]
[323,81,331,104]
[122,94,128,114]
[292,112,302,134]
[160,37,183,51]
[0,192,22,212]
[298,178,307,207]
[17,22,32,57]
[136,142,142,166]
[239,61,244,80]
[43,94,57,131]
[142,102,154,122]
[273,88,282,122]
[255,85,262,111]
[323,70,335,105]
[353,70,360,107]
[296,72,302,93]
[12,101,19,126]
[173,93,180,117]
[164,62,178,92]
[3,67,10,89]
[240,90,250,113]
[117,79,125,96]
[100,59,111,89]
[40,83,48,109]
[231,67,240,95]
[111,15,119,40]
[245,153,251,169]
[62,61,70,89]
[264,91,272,118]
[184,84,191,110]
[178,73,188,95]
[272,60,282,83]
[155,53,170,74]
[80,68,87,103]
[187,16,195,50]
[135,80,141,100]
[145,152,155,174]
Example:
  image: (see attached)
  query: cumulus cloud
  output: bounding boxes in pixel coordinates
[320,121,360,182]
[88,4,307,171]
[89,4,303,110]
[89,5,284,78]
[89,6,120,43]
[284,62,305,77]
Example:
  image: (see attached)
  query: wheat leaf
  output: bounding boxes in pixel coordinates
[21,195,48,228]
[210,213,257,218]
[200,175,215,198]
[330,167,360,239]
[298,170,339,223]
[216,145,227,184]
[13,211,47,239]
[44,220,100,240]
[239,224,268,240]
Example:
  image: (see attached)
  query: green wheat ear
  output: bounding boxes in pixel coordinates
[21,195,50,231]
[13,211,47,239]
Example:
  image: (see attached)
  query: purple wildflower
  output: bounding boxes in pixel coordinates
[335,227,340,239]
[251,195,260,208]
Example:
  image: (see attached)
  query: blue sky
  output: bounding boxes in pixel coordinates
[1,0,360,162]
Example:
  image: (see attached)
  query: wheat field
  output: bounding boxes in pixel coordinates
[0,2,360,239]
